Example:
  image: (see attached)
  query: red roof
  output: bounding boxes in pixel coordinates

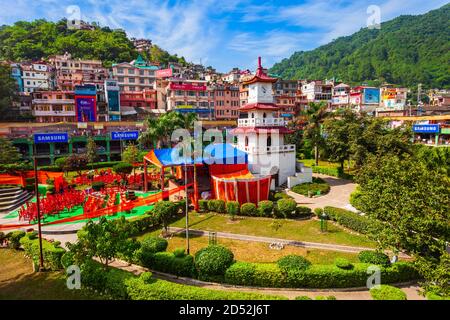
[240,103,279,111]
[231,127,294,134]
[242,57,278,85]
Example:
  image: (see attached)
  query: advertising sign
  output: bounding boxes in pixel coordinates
[363,88,380,104]
[107,90,120,112]
[75,96,96,122]
[412,124,440,133]
[382,89,397,100]
[156,68,173,78]
[111,131,139,141]
[34,133,68,144]
[169,83,207,91]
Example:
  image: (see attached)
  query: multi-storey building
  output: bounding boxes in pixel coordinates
[31,91,75,123]
[376,85,408,116]
[299,80,333,106]
[429,89,450,107]
[111,55,158,92]
[49,53,108,92]
[131,38,152,53]
[349,86,380,114]
[21,62,54,93]
[274,79,298,117]
[222,68,242,84]
[120,89,158,121]
[10,63,24,92]
[165,79,214,119]
[331,83,351,110]
[212,84,240,120]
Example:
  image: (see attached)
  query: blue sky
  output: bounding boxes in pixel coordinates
[0,0,447,72]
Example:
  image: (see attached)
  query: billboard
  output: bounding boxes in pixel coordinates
[75,96,96,122]
[111,131,139,141]
[169,83,206,91]
[413,124,440,133]
[363,88,380,104]
[107,90,120,112]
[156,68,173,78]
[34,133,68,144]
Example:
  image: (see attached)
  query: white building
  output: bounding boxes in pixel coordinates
[21,62,54,93]
[232,57,311,188]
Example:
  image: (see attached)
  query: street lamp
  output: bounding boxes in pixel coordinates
[320,212,328,233]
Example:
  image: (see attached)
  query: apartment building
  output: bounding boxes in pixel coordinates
[131,38,152,53]
[331,83,351,109]
[349,86,380,113]
[213,84,240,120]
[49,53,108,92]
[21,62,54,93]
[111,55,158,92]
[299,80,333,106]
[274,79,298,116]
[165,79,214,119]
[31,91,75,123]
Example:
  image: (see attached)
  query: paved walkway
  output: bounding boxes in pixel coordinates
[287,174,358,211]
[109,259,425,300]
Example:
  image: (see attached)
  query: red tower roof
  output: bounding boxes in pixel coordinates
[242,57,278,85]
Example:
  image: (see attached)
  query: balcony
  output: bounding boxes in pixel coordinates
[238,118,286,127]
[33,99,74,104]
[237,144,296,154]
[32,110,76,116]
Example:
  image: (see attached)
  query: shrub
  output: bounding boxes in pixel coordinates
[370,285,407,300]
[240,203,257,216]
[91,181,105,191]
[276,199,298,218]
[349,186,364,211]
[315,295,337,300]
[0,231,6,245]
[295,296,312,300]
[46,185,55,195]
[198,200,209,213]
[226,201,239,219]
[295,206,312,218]
[54,157,67,170]
[149,252,196,277]
[323,206,369,234]
[257,200,274,217]
[224,262,256,286]
[277,255,311,272]
[173,247,186,258]
[269,191,292,202]
[195,245,234,279]
[334,258,354,270]
[314,208,324,218]
[19,232,66,270]
[358,250,391,266]
[207,199,226,213]
[7,230,25,249]
[140,236,168,254]
[113,162,133,177]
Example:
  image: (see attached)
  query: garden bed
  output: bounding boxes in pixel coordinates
[291,177,330,197]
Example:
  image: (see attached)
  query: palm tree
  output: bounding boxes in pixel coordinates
[303,102,330,166]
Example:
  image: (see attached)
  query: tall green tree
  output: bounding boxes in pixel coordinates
[356,154,450,296]
[303,102,329,165]
[0,64,18,121]
[0,137,21,164]
[86,137,97,164]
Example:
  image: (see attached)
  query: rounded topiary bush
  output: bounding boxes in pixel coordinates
[257,200,274,217]
[334,258,354,270]
[208,199,226,213]
[198,200,209,213]
[277,255,311,272]
[358,250,390,266]
[314,208,324,218]
[295,296,312,300]
[226,201,240,218]
[240,203,257,216]
[276,199,298,218]
[173,248,186,258]
[370,285,407,300]
[195,245,234,278]
[141,236,168,254]
[91,181,105,191]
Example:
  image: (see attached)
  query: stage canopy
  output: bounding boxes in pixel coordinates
[144,143,248,168]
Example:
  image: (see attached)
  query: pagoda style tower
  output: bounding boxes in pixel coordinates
[232,57,298,188]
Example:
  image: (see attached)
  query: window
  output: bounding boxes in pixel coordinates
[139,70,145,76]
[57,95,62,99]
[118,77,125,82]
[128,77,135,83]
[128,68,135,74]
[263,112,267,118]
[187,91,196,96]
[117,68,124,74]
[175,90,183,96]
[245,136,249,147]
[140,78,145,84]
[129,86,135,91]
[267,136,272,147]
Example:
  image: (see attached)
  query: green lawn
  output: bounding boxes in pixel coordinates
[142,213,375,248]
[0,249,107,300]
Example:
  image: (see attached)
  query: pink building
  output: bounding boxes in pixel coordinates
[31,90,75,123]
[213,84,240,120]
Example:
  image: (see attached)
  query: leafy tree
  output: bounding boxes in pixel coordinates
[86,137,97,164]
[303,102,329,165]
[122,143,139,164]
[153,201,178,233]
[113,162,133,183]
[0,137,21,164]
[64,154,88,176]
[0,64,19,121]
[356,154,450,296]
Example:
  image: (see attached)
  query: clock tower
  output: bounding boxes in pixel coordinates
[232,57,310,188]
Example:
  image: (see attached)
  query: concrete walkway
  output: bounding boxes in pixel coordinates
[109,258,425,300]
[287,174,358,211]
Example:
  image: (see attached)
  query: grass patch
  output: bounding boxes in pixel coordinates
[138,233,360,264]
[0,249,106,300]
[291,177,330,196]
[141,213,376,248]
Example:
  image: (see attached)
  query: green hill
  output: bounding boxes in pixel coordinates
[269,4,450,89]
[0,19,186,67]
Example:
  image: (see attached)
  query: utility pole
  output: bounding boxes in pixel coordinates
[33,143,44,271]
[417,83,422,116]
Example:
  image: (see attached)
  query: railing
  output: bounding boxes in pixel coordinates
[237,144,296,154]
[32,110,75,116]
[32,99,74,104]
[238,118,286,127]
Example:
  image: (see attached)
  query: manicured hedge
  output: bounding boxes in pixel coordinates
[240,203,257,216]
[358,250,391,266]
[139,252,196,277]
[207,200,226,213]
[370,285,407,300]
[195,245,234,279]
[224,261,418,288]
[257,200,274,217]
[6,230,25,249]
[19,232,66,270]
[334,258,354,270]
[275,199,297,218]
[277,255,311,272]
[198,200,209,213]
[140,236,168,254]
[311,166,353,180]
[323,206,369,234]
[39,161,123,172]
